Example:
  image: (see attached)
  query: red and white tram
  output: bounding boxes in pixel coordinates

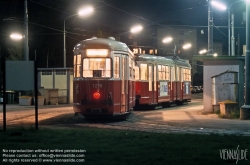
[73,37,135,118]
[134,54,191,109]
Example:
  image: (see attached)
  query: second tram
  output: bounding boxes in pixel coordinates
[134,54,191,109]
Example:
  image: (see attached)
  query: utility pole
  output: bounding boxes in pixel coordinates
[228,9,231,55]
[24,0,29,61]
[207,0,213,55]
[240,2,250,119]
[231,14,235,56]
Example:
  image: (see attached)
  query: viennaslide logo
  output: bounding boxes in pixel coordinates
[219,145,248,164]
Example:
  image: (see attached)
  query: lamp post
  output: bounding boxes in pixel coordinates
[207,0,214,55]
[228,0,246,56]
[63,6,93,68]
[24,0,28,61]
[208,0,226,55]
[240,0,250,119]
[211,0,246,56]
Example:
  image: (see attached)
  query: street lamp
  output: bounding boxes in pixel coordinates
[119,25,143,39]
[162,37,173,43]
[162,37,176,55]
[183,43,192,50]
[162,37,192,56]
[10,33,23,40]
[211,0,246,56]
[228,0,246,56]
[199,49,207,54]
[63,6,93,68]
[130,25,143,33]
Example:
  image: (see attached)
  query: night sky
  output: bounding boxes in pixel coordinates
[0,0,247,67]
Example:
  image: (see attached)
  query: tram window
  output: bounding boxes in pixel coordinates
[122,57,125,94]
[149,66,152,91]
[158,65,162,80]
[180,68,183,81]
[179,67,182,81]
[140,64,148,80]
[176,67,180,81]
[166,66,170,80]
[134,66,139,80]
[73,54,81,77]
[129,59,134,79]
[158,65,167,80]
[171,67,175,81]
[183,69,191,81]
[83,58,90,77]
[82,58,111,78]
[114,56,120,78]
[154,66,157,90]
[105,58,111,77]
[162,66,166,80]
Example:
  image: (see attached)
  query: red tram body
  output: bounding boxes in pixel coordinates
[134,54,191,108]
[73,37,135,117]
[72,37,192,117]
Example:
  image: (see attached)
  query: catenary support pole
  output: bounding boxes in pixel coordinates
[208,0,213,55]
[24,0,29,61]
[240,2,250,119]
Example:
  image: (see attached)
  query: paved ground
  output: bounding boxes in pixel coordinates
[1,93,250,136]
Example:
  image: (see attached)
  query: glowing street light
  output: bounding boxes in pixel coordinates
[162,37,173,43]
[64,6,93,68]
[211,1,227,10]
[162,37,191,56]
[10,33,23,40]
[78,6,93,16]
[199,49,207,54]
[212,0,247,56]
[183,43,192,49]
[130,25,143,33]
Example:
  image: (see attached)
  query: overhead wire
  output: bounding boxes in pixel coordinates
[27,0,242,41]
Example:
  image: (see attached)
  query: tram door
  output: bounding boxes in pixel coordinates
[148,64,155,104]
[121,55,128,113]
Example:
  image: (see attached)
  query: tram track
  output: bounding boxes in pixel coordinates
[3,93,250,136]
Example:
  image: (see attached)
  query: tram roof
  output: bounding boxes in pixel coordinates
[73,37,132,53]
[135,54,191,68]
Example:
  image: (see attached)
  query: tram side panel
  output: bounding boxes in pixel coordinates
[158,81,171,104]
[135,81,151,105]
[73,80,124,116]
[182,81,191,102]
[129,80,136,110]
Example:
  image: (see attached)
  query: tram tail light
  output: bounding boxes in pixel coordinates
[93,92,100,99]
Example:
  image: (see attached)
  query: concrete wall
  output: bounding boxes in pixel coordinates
[38,68,73,104]
[203,58,244,113]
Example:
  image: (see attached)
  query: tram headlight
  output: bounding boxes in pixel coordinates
[93,92,100,99]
